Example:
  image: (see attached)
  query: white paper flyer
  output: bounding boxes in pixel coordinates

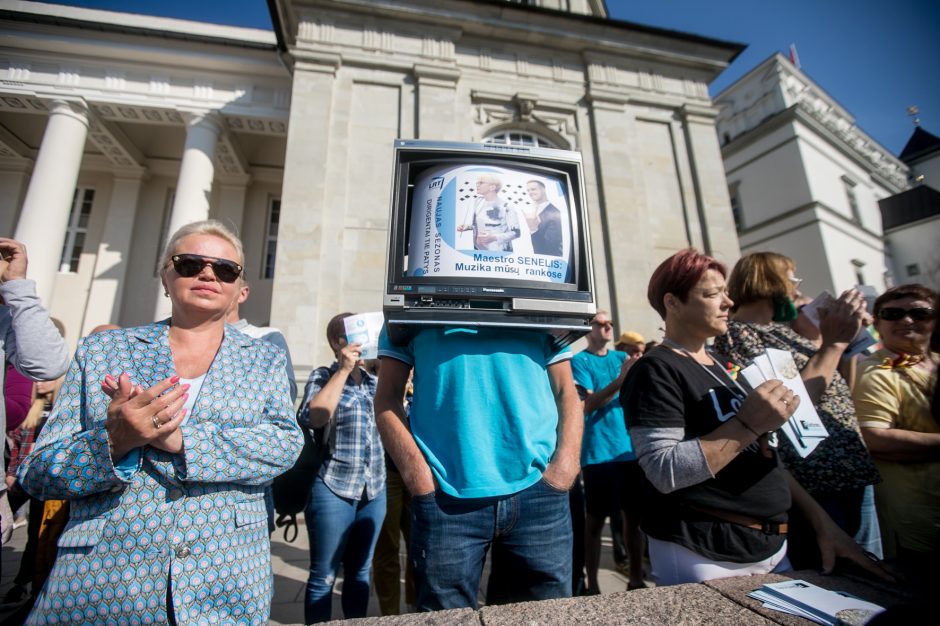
[343,312,385,360]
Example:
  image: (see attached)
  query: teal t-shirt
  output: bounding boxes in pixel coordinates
[571,349,635,465]
[378,326,571,499]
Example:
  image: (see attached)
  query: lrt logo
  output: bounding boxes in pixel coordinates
[428,176,444,190]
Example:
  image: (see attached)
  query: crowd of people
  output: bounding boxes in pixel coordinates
[1,222,937,624]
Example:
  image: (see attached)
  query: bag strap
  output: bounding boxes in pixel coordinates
[275,513,299,543]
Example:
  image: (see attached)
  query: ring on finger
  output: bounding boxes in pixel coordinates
[781,398,791,407]
[152,415,162,430]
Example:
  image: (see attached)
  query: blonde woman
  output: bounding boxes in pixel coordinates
[19,220,303,624]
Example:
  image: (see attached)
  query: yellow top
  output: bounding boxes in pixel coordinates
[853,348,939,557]
[854,349,938,433]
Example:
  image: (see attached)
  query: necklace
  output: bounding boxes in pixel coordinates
[662,338,748,401]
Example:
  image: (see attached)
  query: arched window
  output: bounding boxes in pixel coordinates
[484,130,559,149]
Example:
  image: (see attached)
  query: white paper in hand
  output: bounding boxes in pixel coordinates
[800,291,877,357]
[739,349,828,458]
[344,312,385,360]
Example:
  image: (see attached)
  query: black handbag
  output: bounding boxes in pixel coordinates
[271,412,332,542]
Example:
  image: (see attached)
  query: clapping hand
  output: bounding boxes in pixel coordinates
[103,373,189,459]
[818,289,867,348]
[0,238,28,283]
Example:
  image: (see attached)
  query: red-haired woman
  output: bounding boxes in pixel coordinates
[620,249,886,585]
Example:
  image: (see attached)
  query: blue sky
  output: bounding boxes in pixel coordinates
[46,0,939,156]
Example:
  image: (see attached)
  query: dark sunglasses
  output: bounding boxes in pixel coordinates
[171,254,243,283]
[877,306,934,322]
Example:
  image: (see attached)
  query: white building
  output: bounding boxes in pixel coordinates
[879,126,940,289]
[714,53,908,297]
[2,0,745,370]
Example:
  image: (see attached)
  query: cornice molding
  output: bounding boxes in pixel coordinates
[413,63,460,86]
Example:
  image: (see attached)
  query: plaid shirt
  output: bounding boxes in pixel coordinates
[7,421,41,480]
[298,363,385,501]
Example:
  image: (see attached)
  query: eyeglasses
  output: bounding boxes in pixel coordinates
[877,307,934,322]
[788,275,804,289]
[171,254,243,283]
[591,321,613,330]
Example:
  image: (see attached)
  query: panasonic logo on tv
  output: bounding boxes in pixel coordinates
[481,288,505,293]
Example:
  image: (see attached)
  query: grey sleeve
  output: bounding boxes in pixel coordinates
[631,425,714,494]
[0,279,69,380]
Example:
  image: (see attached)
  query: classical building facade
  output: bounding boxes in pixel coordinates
[2,0,744,371]
[714,53,909,297]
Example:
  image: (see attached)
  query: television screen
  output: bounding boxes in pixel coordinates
[384,140,596,346]
[407,163,573,284]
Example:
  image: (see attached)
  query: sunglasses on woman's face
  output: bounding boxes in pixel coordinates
[171,254,243,283]
[877,306,934,322]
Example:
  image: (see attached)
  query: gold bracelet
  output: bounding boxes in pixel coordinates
[734,414,761,437]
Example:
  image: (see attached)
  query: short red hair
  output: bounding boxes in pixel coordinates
[647,249,727,319]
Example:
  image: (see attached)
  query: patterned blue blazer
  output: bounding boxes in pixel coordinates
[18,321,303,625]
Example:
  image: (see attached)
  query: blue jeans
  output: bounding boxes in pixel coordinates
[304,477,386,624]
[410,478,572,611]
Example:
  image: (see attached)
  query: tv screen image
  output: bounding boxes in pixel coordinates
[407,164,573,285]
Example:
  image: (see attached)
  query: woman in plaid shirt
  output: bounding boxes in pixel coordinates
[298,312,386,624]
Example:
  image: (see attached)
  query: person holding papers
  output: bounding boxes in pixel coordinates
[299,312,386,623]
[713,252,879,568]
[621,249,885,586]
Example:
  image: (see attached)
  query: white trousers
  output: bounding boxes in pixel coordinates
[648,536,791,586]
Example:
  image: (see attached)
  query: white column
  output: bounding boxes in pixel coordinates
[166,112,222,236]
[155,112,222,320]
[82,171,146,334]
[14,99,89,304]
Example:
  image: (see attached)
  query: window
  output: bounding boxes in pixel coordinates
[262,198,281,279]
[155,189,175,275]
[484,130,558,149]
[842,177,861,223]
[728,183,744,231]
[59,188,95,273]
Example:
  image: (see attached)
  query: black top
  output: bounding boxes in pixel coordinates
[530,204,563,257]
[620,346,790,562]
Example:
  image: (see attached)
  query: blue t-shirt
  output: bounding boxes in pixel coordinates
[378,326,571,499]
[571,349,635,465]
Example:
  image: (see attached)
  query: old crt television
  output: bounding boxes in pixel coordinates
[384,139,596,346]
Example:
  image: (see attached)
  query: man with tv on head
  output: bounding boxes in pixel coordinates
[374,323,583,610]
[526,180,563,257]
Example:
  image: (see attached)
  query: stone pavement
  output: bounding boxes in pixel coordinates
[1,514,638,625]
[5,514,905,625]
